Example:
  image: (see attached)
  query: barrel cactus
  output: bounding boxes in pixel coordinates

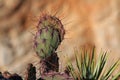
[34,14,65,73]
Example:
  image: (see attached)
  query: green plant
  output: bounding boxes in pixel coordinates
[67,48,120,80]
[34,14,65,73]
[34,14,65,59]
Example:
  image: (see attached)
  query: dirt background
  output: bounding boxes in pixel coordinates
[0,0,120,75]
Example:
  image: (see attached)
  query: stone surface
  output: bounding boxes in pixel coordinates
[0,39,14,66]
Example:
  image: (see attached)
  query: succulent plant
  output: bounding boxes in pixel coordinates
[67,48,120,80]
[34,14,65,59]
[34,14,65,73]
[34,27,60,59]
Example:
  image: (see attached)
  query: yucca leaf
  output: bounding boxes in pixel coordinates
[68,48,120,80]
[101,59,120,80]
[75,53,82,79]
[111,72,120,80]
[67,63,76,79]
[89,48,95,74]
[93,52,107,79]
[75,53,81,73]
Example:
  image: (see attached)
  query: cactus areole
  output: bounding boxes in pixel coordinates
[34,14,65,73]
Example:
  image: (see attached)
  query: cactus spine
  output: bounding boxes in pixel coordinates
[34,14,65,73]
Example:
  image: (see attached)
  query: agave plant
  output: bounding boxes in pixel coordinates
[67,48,120,80]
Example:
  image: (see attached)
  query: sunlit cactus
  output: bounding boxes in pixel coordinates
[34,14,65,59]
[34,14,65,73]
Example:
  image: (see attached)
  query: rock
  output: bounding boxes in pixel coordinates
[0,38,14,66]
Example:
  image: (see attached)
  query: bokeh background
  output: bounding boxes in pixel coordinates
[0,0,120,75]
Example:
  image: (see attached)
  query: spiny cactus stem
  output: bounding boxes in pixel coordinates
[40,52,59,74]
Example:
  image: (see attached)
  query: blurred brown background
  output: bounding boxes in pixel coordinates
[0,0,120,74]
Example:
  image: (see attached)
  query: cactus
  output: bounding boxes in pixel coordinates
[34,14,65,73]
[34,14,65,59]
[34,27,61,59]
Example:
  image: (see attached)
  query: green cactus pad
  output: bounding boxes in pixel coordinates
[34,14,65,59]
[34,27,61,58]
